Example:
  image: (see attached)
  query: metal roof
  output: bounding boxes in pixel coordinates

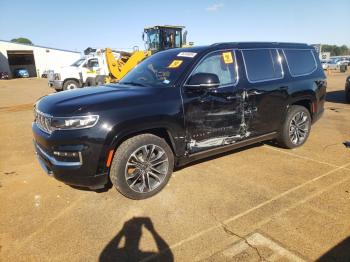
[144,25,185,30]
[0,39,81,53]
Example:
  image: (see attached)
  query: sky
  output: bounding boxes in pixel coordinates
[0,0,349,52]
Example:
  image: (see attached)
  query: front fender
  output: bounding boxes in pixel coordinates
[104,117,186,157]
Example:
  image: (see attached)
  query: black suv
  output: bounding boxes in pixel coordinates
[345,75,350,102]
[33,42,326,199]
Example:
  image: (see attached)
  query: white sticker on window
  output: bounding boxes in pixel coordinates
[177,52,197,58]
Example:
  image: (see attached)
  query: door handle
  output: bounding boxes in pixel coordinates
[248,90,263,95]
[279,86,288,91]
[227,95,237,100]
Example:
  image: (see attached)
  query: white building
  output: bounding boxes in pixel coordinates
[0,40,81,78]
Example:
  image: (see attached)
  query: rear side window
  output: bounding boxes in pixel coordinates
[283,49,317,77]
[242,49,283,83]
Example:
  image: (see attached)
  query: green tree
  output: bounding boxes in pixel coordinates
[322,44,350,56]
[10,37,33,45]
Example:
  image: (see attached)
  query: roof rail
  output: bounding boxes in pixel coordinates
[210,42,309,47]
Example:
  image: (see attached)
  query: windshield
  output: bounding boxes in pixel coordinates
[119,50,195,87]
[146,29,160,51]
[71,58,86,67]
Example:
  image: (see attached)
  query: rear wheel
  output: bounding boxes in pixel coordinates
[277,105,311,149]
[345,91,350,103]
[110,134,174,199]
[63,80,79,91]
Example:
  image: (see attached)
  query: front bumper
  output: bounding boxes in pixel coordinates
[32,123,110,189]
[48,80,63,90]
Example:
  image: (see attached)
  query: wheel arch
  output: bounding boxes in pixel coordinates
[63,78,81,88]
[291,99,313,117]
[287,91,317,120]
[109,126,179,157]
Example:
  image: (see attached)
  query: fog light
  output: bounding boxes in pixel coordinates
[53,151,78,157]
[53,151,82,163]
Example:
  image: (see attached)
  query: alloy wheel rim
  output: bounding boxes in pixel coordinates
[125,144,168,193]
[66,83,77,90]
[289,111,310,145]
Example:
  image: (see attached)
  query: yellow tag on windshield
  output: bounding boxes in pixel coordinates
[222,52,233,64]
[168,60,183,68]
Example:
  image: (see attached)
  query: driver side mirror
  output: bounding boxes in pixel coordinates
[185,73,220,90]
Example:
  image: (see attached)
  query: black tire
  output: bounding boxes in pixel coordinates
[346,90,350,103]
[110,134,174,200]
[96,75,107,86]
[276,105,311,149]
[63,80,79,91]
[54,88,62,92]
[85,77,97,87]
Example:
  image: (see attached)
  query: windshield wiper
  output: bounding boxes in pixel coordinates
[120,81,148,87]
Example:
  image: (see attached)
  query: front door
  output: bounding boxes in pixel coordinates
[182,50,249,153]
[81,58,99,82]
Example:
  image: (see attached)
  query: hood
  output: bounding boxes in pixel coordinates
[58,66,81,73]
[36,84,160,116]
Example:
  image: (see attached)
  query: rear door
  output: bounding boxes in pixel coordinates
[240,48,288,135]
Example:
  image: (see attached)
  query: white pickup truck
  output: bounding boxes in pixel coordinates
[48,50,120,91]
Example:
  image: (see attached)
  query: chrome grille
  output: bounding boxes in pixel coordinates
[47,70,55,81]
[35,109,52,134]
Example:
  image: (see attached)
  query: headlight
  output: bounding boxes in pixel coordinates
[50,115,99,130]
[54,73,61,80]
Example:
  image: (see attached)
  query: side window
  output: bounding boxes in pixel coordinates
[190,50,237,86]
[88,59,99,68]
[242,49,283,82]
[284,49,317,76]
[175,30,181,48]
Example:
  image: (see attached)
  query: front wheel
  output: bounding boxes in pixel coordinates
[277,105,311,149]
[63,80,79,91]
[346,89,350,103]
[110,134,174,199]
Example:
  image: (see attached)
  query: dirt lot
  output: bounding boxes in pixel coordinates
[0,73,350,261]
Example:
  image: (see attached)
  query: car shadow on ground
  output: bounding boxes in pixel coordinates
[69,181,113,193]
[70,143,265,192]
[325,90,347,104]
[316,236,350,262]
[99,217,174,262]
[175,142,265,171]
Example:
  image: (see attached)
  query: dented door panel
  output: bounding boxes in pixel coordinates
[182,49,256,153]
[239,48,289,134]
[183,85,245,153]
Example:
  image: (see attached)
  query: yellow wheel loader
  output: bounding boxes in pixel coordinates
[96,25,191,85]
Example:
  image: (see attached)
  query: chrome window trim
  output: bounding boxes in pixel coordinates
[186,83,219,87]
[184,49,239,89]
[241,48,284,84]
[282,48,318,77]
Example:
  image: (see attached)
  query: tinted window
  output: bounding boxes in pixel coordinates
[88,59,99,68]
[190,50,237,86]
[119,49,193,87]
[284,49,316,76]
[242,49,283,82]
